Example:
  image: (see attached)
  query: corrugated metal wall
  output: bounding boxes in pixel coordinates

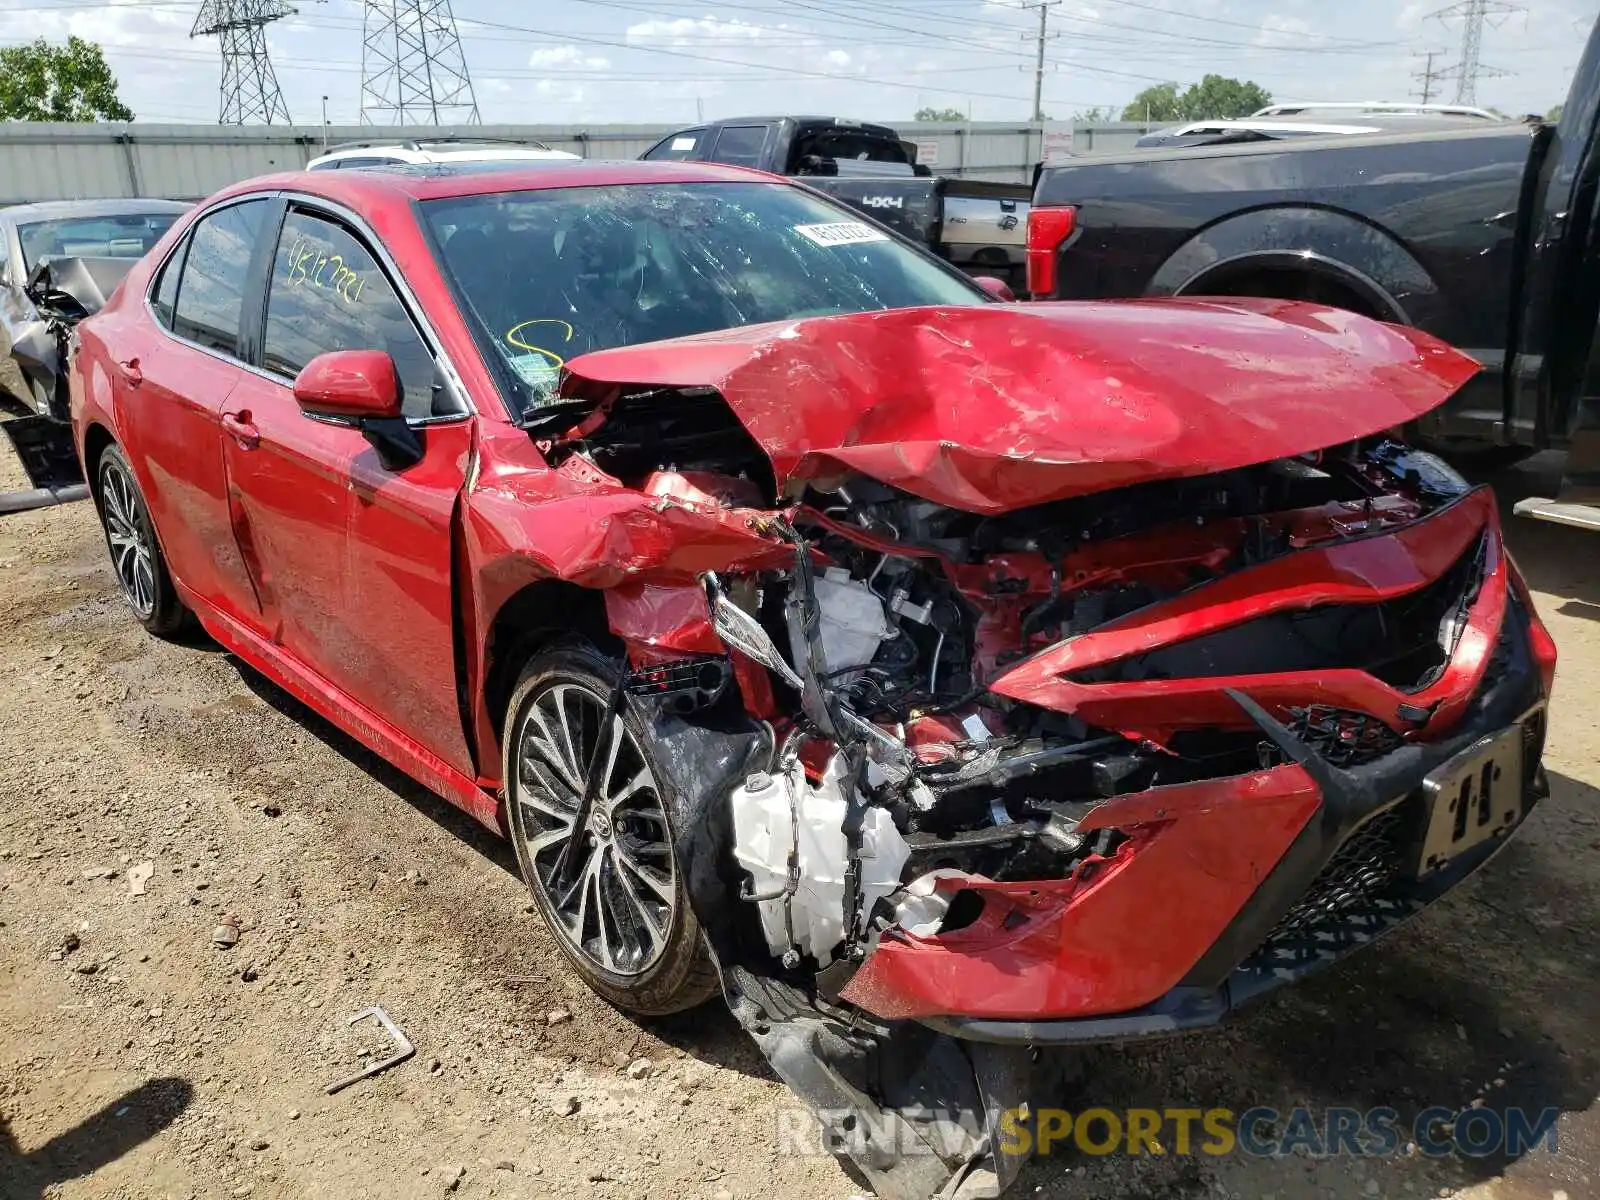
[0,121,1154,205]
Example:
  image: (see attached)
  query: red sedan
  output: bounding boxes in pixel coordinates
[71,160,1557,1193]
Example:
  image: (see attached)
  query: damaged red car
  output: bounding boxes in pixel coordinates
[71,161,1556,1199]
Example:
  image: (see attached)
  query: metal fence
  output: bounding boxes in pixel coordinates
[0,120,1155,205]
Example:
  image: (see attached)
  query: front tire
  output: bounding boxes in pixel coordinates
[96,444,188,637]
[503,641,719,1016]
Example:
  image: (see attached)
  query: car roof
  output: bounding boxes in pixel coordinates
[2,198,191,222]
[309,145,579,164]
[210,158,789,207]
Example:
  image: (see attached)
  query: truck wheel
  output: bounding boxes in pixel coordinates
[503,640,720,1016]
[96,444,188,636]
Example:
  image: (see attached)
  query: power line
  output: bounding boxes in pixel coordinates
[360,0,480,125]
[190,0,295,124]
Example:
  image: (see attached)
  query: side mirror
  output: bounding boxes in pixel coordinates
[973,275,1016,303]
[23,258,53,302]
[292,349,422,471]
[292,349,402,420]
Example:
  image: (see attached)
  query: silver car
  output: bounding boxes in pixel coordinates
[1,199,188,419]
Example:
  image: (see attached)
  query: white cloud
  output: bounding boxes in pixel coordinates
[529,44,611,70]
[825,49,852,67]
[1397,2,1432,31]
[625,16,768,44]
[1254,14,1315,49]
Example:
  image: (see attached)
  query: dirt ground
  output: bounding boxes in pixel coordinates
[1,427,1597,1200]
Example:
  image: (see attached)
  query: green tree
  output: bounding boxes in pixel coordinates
[0,36,134,122]
[914,106,967,122]
[1071,105,1117,122]
[1548,102,1566,123]
[1122,76,1271,124]
[1122,83,1183,123]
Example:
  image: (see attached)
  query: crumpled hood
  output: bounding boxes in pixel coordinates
[559,298,1481,515]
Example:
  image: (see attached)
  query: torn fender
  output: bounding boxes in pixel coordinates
[559,299,1481,514]
[465,445,791,590]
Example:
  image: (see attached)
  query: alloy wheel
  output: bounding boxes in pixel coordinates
[513,682,678,977]
[100,459,156,619]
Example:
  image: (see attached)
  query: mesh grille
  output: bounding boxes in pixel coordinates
[1268,804,1409,940]
[1242,801,1425,977]
[1286,705,1404,769]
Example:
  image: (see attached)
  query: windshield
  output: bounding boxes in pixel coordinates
[421,181,987,418]
[18,213,180,270]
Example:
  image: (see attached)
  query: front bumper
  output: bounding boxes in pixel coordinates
[838,584,1552,1043]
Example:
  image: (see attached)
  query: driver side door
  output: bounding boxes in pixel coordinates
[220,200,477,777]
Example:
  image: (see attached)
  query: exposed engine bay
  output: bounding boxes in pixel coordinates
[503,301,1547,1200]
[635,437,1477,974]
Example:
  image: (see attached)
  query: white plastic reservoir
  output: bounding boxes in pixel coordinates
[731,752,911,967]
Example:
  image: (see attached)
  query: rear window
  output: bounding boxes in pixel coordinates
[643,129,707,161]
[312,156,401,171]
[423,181,985,418]
[18,213,179,270]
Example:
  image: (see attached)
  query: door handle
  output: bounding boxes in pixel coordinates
[116,358,143,387]
[221,410,261,450]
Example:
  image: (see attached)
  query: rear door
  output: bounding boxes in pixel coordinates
[120,197,272,629]
[703,124,775,169]
[220,199,476,776]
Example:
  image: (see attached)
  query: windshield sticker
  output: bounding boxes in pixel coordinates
[670,136,697,151]
[505,319,574,405]
[793,222,890,248]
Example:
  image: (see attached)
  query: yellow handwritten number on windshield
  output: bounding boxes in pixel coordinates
[506,319,574,371]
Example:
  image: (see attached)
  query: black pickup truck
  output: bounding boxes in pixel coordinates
[1027,18,1600,531]
[642,116,1032,290]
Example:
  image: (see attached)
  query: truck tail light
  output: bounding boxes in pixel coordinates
[1026,206,1077,298]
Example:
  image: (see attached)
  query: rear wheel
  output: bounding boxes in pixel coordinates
[96,444,188,636]
[503,641,719,1016]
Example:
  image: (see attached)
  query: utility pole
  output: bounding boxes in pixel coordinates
[1429,0,1519,106]
[1022,0,1060,123]
[1413,49,1446,103]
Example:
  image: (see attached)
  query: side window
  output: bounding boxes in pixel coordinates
[642,128,706,161]
[262,209,444,420]
[171,199,268,356]
[706,125,768,168]
[320,156,397,170]
[151,238,187,329]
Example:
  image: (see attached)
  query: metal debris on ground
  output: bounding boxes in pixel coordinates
[324,1006,415,1095]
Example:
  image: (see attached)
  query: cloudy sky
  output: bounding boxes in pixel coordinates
[4,0,1594,126]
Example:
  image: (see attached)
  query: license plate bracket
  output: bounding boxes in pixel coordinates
[1417,725,1525,877]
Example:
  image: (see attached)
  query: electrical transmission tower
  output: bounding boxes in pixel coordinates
[1429,0,1520,105]
[360,0,481,125]
[192,1,295,125]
